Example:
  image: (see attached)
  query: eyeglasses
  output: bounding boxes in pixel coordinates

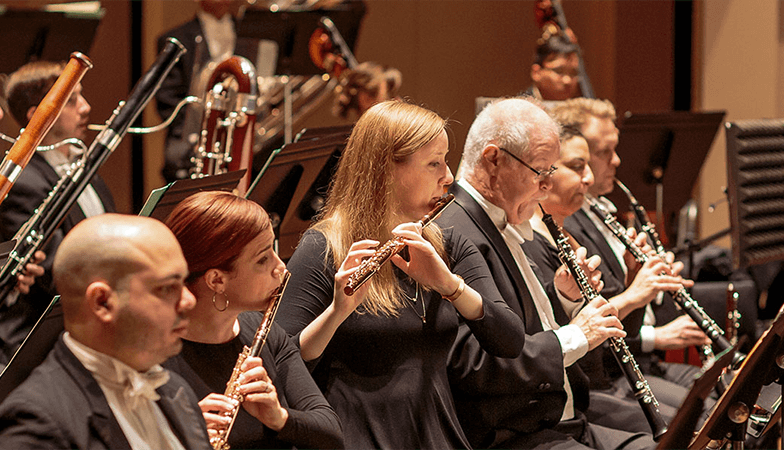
[498,147,558,182]
[541,66,581,80]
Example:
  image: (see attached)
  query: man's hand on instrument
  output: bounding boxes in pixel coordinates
[554,246,603,301]
[653,315,712,350]
[15,250,46,295]
[570,297,626,351]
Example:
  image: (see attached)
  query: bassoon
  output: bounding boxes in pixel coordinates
[0,38,186,306]
[0,53,93,204]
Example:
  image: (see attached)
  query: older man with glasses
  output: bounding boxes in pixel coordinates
[440,97,656,449]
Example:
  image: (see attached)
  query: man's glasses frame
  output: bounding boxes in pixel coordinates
[498,147,558,182]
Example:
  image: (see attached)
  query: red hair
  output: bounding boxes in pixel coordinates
[164,191,270,284]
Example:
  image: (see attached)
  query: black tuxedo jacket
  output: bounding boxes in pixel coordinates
[439,183,590,448]
[0,153,115,362]
[0,337,211,450]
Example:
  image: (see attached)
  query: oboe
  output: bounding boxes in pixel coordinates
[344,193,455,296]
[585,195,734,357]
[211,271,291,450]
[539,205,668,440]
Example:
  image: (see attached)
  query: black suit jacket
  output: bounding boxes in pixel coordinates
[0,337,211,450]
[0,153,115,362]
[440,183,590,448]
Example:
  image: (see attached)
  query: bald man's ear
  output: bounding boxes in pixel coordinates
[24,106,38,125]
[204,268,227,294]
[85,281,117,323]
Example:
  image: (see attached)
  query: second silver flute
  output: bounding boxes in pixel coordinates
[539,205,668,440]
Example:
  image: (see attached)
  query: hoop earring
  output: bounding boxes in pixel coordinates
[212,292,229,312]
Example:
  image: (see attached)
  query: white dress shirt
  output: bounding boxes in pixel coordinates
[41,147,106,218]
[459,179,589,420]
[197,10,236,62]
[63,333,186,450]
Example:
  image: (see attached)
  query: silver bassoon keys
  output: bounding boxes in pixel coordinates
[539,205,668,440]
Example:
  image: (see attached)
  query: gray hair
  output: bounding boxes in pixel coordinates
[460,97,560,176]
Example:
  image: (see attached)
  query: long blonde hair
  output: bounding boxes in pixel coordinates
[314,100,448,316]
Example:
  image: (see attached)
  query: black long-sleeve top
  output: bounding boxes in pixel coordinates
[276,228,524,449]
[163,313,343,449]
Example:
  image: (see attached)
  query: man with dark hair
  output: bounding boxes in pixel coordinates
[0,60,115,365]
[524,32,581,101]
[0,214,211,450]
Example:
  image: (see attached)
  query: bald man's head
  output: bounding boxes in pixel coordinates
[54,215,171,305]
[53,214,195,370]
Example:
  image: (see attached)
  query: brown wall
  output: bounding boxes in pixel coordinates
[4,0,676,215]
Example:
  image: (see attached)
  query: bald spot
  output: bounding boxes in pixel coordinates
[53,214,183,320]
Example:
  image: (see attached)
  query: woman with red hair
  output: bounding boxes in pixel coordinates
[163,191,342,449]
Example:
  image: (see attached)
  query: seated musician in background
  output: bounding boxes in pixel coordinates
[438,97,654,449]
[276,100,524,449]
[162,191,343,449]
[333,61,402,120]
[0,214,211,449]
[156,0,252,182]
[524,126,698,429]
[522,32,581,102]
[551,98,709,404]
[0,61,115,365]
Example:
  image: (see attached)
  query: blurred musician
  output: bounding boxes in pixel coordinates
[0,99,46,302]
[155,0,250,182]
[333,61,402,120]
[0,214,210,449]
[162,191,343,449]
[522,32,581,102]
[552,98,710,403]
[0,61,115,365]
[276,100,524,449]
[437,97,655,449]
[523,126,693,429]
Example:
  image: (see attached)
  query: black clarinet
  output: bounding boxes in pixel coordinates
[585,195,735,359]
[0,38,186,304]
[539,205,667,440]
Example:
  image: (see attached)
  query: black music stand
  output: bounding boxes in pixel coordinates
[657,342,739,449]
[0,295,60,403]
[687,304,784,449]
[0,8,103,75]
[138,170,246,221]
[295,123,353,142]
[607,111,725,245]
[725,119,784,269]
[246,129,349,259]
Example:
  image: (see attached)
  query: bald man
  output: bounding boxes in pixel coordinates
[0,214,211,450]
